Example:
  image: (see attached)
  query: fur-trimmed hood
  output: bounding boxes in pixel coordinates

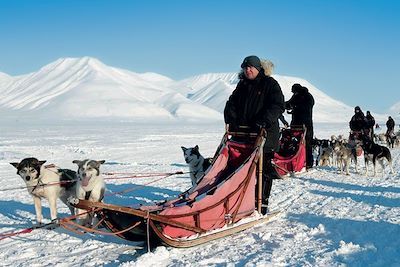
[260,59,274,76]
[238,59,274,79]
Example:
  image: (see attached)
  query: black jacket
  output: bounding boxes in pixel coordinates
[224,71,285,151]
[349,112,368,132]
[366,114,375,128]
[285,87,314,127]
[386,118,395,131]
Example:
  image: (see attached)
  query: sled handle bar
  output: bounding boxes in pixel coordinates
[225,124,266,138]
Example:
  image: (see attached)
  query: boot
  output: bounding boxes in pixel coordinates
[261,176,273,215]
[261,204,269,215]
[264,152,281,180]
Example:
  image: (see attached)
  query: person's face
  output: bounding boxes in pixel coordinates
[243,65,259,80]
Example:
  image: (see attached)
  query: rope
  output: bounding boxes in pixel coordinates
[0,171,187,192]
[105,172,183,197]
[0,221,58,240]
[0,228,33,240]
[59,217,142,236]
[0,181,77,192]
[103,171,185,181]
[103,171,186,176]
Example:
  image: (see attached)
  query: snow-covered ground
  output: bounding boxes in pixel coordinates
[0,122,399,267]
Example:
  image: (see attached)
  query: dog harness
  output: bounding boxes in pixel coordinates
[84,189,105,201]
[84,191,92,200]
[30,177,45,196]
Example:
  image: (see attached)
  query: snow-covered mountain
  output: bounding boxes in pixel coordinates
[0,57,383,123]
[0,57,221,122]
[0,72,11,80]
[178,72,358,122]
[389,102,400,121]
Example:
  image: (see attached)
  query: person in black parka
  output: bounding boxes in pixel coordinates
[285,83,315,169]
[365,111,375,139]
[349,106,369,135]
[386,116,395,136]
[224,55,285,214]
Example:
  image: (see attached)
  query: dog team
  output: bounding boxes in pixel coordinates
[10,144,215,226]
[10,158,105,226]
[313,133,395,176]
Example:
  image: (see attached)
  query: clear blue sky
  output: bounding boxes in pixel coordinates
[0,0,399,112]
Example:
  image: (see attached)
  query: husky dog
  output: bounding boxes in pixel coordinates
[315,139,332,166]
[318,146,333,166]
[72,159,106,225]
[181,145,211,186]
[332,141,358,175]
[374,133,387,144]
[10,157,77,224]
[337,135,345,142]
[395,137,400,147]
[312,138,322,166]
[360,137,394,176]
[386,132,397,148]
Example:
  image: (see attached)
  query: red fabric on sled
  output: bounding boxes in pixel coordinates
[273,130,306,175]
[159,141,257,238]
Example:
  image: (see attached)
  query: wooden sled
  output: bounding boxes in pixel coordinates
[75,199,279,248]
[73,129,278,248]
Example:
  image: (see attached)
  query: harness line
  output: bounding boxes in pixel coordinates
[0,171,188,192]
[0,171,185,240]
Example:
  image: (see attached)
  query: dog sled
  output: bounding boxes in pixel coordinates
[73,129,279,248]
[272,126,306,176]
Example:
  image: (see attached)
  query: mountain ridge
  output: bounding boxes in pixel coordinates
[0,56,388,123]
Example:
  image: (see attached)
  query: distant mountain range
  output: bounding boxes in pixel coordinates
[0,57,390,123]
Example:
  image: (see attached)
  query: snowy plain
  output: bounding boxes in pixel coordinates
[0,121,399,267]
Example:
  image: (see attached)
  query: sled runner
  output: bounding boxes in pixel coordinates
[73,129,279,248]
[272,126,306,176]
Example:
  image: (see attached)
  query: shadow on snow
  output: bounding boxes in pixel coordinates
[306,178,400,194]
[288,212,400,266]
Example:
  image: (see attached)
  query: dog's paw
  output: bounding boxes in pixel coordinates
[32,222,43,229]
[43,219,59,230]
[67,196,80,205]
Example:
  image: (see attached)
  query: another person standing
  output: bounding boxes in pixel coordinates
[224,55,285,214]
[349,106,368,137]
[365,111,375,139]
[285,83,315,170]
[386,116,395,136]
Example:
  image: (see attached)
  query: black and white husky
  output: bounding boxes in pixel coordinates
[10,157,77,224]
[181,145,211,186]
[360,137,394,176]
[72,159,106,225]
[332,141,358,175]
